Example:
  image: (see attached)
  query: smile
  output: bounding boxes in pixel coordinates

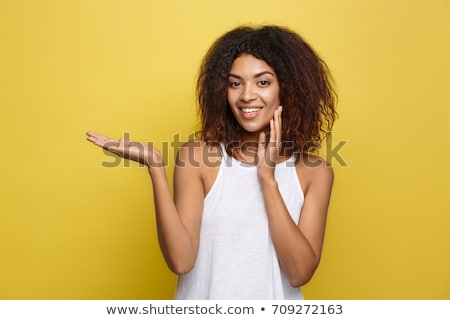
[241,107,262,114]
[239,107,263,119]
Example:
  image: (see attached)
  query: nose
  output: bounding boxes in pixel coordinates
[240,84,257,102]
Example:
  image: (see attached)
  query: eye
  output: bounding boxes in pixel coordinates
[258,80,270,87]
[229,81,241,88]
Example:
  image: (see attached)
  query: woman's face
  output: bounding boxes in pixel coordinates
[227,54,280,139]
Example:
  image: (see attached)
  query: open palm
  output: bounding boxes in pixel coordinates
[86,131,163,167]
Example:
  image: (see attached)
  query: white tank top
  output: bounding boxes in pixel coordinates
[176,144,304,299]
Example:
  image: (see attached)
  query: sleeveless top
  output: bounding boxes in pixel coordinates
[175,144,305,299]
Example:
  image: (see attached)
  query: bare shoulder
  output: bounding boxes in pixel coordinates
[175,140,222,196]
[176,140,221,169]
[296,153,334,194]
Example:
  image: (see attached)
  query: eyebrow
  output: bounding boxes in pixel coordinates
[228,71,275,79]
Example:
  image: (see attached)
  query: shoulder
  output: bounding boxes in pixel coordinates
[176,140,222,169]
[296,153,334,195]
[175,140,222,195]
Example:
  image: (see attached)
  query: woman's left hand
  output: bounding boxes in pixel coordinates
[257,106,282,181]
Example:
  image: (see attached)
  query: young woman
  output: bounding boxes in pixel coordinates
[86,25,337,299]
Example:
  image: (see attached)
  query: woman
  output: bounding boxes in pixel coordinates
[86,25,337,299]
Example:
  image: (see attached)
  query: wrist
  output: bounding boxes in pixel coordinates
[147,164,168,185]
[145,150,164,168]
[258,175,278,189]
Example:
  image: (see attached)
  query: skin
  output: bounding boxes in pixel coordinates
[86,54,333,287]
[227,54,281,143]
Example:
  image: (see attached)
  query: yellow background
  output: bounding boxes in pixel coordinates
[1,0,449,299]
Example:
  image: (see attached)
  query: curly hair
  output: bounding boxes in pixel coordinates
[196,25,337,155]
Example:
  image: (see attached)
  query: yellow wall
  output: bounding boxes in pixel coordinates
[1,0,449,299]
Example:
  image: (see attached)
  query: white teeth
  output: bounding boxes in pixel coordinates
[241,108,261,114]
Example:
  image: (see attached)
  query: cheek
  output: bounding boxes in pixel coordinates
[227,90,240,105]
[261,89,280,105]
[226,89,233,103]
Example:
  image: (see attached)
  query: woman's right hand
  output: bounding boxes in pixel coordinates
[86,131,164,167]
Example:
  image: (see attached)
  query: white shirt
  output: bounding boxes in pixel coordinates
[176,145,304,299]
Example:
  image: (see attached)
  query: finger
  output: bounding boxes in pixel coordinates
[267,107,282,161]
[86,131,111,142]
[257,131,266,155]
[86,136,108,148]
[86,132,112,147]
[269,118,275,144]
[275,106,282,146]
[88,137,121,154]
[88,137,115,149]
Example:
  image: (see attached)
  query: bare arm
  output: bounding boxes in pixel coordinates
[85,132,204,274]
[260,161,333,287]
[157,141,205,274]
[256,110,334,287]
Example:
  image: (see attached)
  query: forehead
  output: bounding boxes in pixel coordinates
[229,54,275,75]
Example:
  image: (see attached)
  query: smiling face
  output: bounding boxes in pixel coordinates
[227,54,280,141]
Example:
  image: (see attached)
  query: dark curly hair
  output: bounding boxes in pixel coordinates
[197,25,337,155]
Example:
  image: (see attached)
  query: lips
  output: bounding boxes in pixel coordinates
[241,107,261,113]
[239,106,263,119]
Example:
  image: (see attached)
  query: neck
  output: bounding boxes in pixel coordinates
[230,131,292,165]
[232,140,259,164]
